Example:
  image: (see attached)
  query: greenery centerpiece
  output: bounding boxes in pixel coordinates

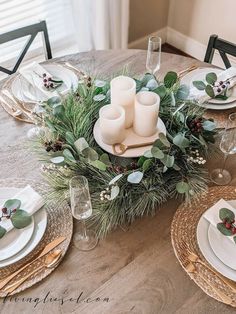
[32,70,217,238]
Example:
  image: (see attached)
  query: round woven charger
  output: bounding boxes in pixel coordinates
[0,178,73,297]
[171,186,236,307]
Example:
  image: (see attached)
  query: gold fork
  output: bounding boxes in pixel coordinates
[181,241,236,293]
[178,250,233,305]
[178,64,198,79]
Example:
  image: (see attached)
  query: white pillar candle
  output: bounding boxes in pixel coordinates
[99,105,126,145]
[110,76,136,129]
[133,91,160,137]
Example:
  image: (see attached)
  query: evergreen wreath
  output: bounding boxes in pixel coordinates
[32,70,217,238]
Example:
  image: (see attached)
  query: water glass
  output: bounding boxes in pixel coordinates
[146,36,162,75]
[70,176,98,251]
[211,113,236,185]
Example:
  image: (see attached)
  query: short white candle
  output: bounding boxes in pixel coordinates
[110,76,136,129]
[133,91,160,137]
[99,105,126,145]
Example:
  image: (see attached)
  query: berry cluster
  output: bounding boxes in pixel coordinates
[44,140,63,152]
[187,149,206,165]
[0,207,16,221]
[42,73,54,89]
[214,80,230,94]
[100,187,111,201]
[108,161,137,174]
[222,218,236,235]
[189,118,203,134]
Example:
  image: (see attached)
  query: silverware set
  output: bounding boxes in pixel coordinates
[0,236,65,295]
[179,241,235,305]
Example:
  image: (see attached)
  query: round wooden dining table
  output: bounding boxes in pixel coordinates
[0,50,236,314]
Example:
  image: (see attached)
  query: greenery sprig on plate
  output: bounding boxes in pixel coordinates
[217,207,236,243]
[0,199,32,239]
[193,72,231,100]
[32,69,217,238]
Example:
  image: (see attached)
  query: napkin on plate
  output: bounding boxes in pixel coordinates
[0,185,45,233]
[190,67,236,103]
[204,198,236,243]
[19,62,58,99]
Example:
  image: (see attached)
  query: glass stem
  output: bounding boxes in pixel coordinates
[221,153,228,174]
[81,220,87,239]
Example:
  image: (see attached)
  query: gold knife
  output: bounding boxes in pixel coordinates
[0,236,66,290]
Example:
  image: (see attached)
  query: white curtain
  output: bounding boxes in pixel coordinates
[71,0,130,51]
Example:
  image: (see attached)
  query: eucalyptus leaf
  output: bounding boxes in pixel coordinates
[53,104,65,117]
[146,79,158,90]
[74,137,89,153]
[144,150,153,158]
[164,71,178,88]
[192,81,206,91]
[93,94,106,102]
[63,149,76,162]
[205,85,215,98]
[100,153,111,166]
[11,210,32,229]
[65,131,75,145]
[109,174,123,185]
[159,133,170,148]
[137,156,146,167]
[47,96,61,107]
[110,185,120,200]
[206,72,217,85]
[127,171,143,184]
[140,87,149,91]
[151,147,164,159]
[202,120,216,131]
[94,80,106,88]
[45,118,56,132]
[161,155,175,168]
[153,85,167,99]
[0,226,6,239]
[4,199,21,211]
[217,222,233,236]
[83,147,99,161]
[176,84,190,100]
[142,159,153,172]
[90,160,107,171]
[219,208,235,222]
[163,166,168,173]
[170,91,176,106]
[173,133,190,149]
[176,181,190,194]
[50,156,65,164]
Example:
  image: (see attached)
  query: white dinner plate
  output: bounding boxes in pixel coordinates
[11,64,78,103]
[197,200,236,281]
[0,187,47,268]
[0,188,35,261]
[181,67,236,110]
[93,117,167,158]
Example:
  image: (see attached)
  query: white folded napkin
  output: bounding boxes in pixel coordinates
[204,198,236,243]
[190,67,236,103]
[19,62,58,100]
[0,185,44,232]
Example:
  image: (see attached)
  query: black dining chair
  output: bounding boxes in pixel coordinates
[204,34,236,69]
[0,20,52,75]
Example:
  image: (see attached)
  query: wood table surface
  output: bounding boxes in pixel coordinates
[0,50,236,314]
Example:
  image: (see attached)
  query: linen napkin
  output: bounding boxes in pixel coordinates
[204,198,236,243]
[190,67,236,103]
[0,185,45,233]
[19,62,58,100]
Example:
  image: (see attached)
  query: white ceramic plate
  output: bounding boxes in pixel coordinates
[11,64,78,103]
[0,188,35,261]
[93,117,167,158]
[181,67,236,110]
[0,188,47,268]
[197,200,236,281]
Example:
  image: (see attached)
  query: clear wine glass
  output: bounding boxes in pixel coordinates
[146,36,162,75]
[69,176,98,251]
[211,113,236,185]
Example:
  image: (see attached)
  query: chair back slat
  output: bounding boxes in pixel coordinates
[204,34,236,69]
[0,20,52,75]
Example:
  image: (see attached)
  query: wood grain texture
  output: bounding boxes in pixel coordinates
[0,50,236,314]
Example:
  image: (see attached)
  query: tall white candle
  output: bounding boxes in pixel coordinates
[110,76,136,129]
[133,91,160,137]
[99,105,126,145]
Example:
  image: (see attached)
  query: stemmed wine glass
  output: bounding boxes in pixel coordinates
[146,36,162,76]
[69,176,98,251]
[211,113,236,185]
